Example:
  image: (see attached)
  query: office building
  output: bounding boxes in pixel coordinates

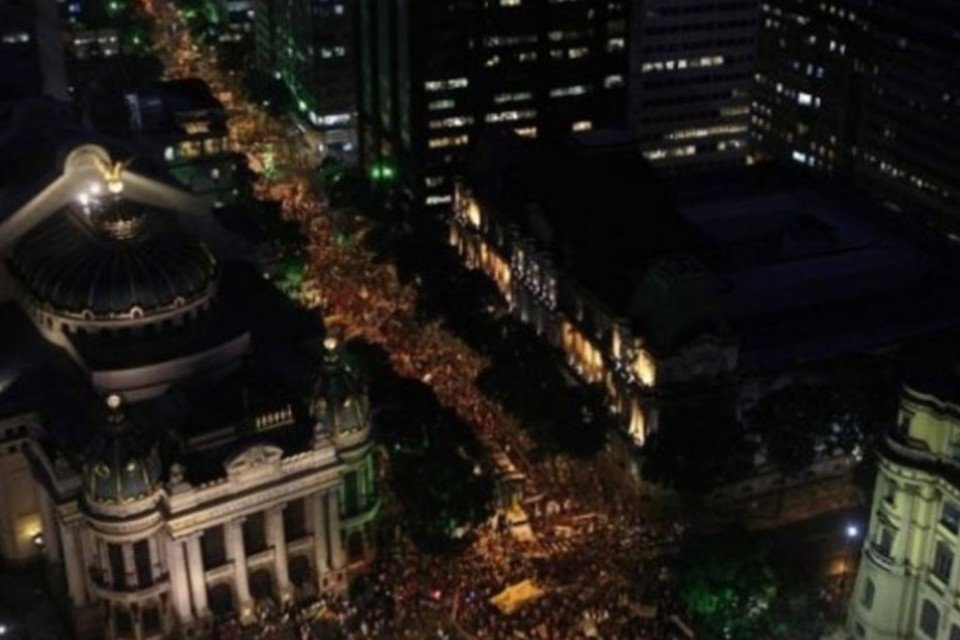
[751,0,868,172]
[628,0,758,170]
[256,0,359,158]
[854,0,960,228]
[359,0,628,211]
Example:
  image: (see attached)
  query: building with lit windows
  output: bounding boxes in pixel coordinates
[751,0,868,172]
[848,371,960,640]
[87,79,245,205]
[627,0,758,170]
[853,0,960,229]
[0,143,378,639]
[358,0,627,211]
[255,0,358,159]
[452,133,960,458]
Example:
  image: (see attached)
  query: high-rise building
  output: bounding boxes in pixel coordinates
[854,0,960,228]
[256,0,359,158]
[627,0,758,171]
[751,0,868,172]
[358,0,627,211]
[848,371,960,640]
[0,0,68,102]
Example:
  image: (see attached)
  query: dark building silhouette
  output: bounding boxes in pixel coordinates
[255,0,358,157]
[358,0,627,212]
[854,0,960,227]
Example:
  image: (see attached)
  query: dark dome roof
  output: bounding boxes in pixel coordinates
[9,197,217,318]
[310,340,369,436]
[83,397,162,504]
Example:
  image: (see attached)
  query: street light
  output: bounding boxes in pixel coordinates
[845,524,860,539]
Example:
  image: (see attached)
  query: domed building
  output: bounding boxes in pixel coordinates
[0,145,378,639]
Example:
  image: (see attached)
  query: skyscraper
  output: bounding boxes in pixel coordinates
[359,0,627,212]
[627,0,758,171]
[751,0,868,172]
[854,0,960,228]
[256,0,359,157]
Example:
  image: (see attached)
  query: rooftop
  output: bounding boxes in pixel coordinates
[468,129,693,315]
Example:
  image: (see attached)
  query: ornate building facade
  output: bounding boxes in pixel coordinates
[848,378,960,640]
[0,144,378,639]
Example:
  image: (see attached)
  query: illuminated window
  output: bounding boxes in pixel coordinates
[428,135,470,149]
[606,37,625,51]
[604,75,624,88]
[549,85,591,98]
[485,109,536,123]
[424,78,468,92]
[493,92,532,104]
[428,116,474,129]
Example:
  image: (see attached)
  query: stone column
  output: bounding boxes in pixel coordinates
[311,492,329,580]
[148,537,162,582]
[225,519,253,620]
[326,491,345,570]
[79,530,96,593]
[122,543,138,589]
[35,488,60,562]
[266,506,292,602]
[184,534,209,618]
[165,537,193,625]
[98,539,113,587]
[133,606,144,640]
[59,524,88,606]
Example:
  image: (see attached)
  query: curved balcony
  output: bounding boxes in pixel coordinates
[88,573,171,604]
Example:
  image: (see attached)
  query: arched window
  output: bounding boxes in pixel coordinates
[920,600,940,638]
[861,578,875,609]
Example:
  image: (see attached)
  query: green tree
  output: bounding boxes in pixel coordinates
[677,534,778,640]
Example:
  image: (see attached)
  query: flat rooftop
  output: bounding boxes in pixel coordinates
[671,169,960,371]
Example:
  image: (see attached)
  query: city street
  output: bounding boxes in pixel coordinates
[142,5,699,639]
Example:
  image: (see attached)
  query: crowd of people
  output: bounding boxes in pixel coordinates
[153,11,698,638]
[209,509,692,640]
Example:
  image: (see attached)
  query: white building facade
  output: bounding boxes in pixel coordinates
[0,144,378,639]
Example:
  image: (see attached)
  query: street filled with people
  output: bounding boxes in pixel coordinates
[143,5,699,638]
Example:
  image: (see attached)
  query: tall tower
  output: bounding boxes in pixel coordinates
[627,0,759,171]
[853,0,960,228]
[751,0,869,172]
[358,0,627,213]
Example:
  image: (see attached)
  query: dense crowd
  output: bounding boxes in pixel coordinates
[152,10,698,638]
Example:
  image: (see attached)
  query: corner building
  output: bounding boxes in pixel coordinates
[849,376,960,640]
[0,144,378,639]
